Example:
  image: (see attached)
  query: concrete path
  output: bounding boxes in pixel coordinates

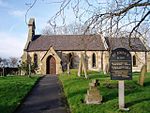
[15,75,70,113]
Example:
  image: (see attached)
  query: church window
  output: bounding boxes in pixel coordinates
[68,53,73,68]
[92,53,96,67]
[34,54,38,68]
[133,55,136,66]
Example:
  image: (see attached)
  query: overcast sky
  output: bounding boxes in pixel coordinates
[0,0,76,58]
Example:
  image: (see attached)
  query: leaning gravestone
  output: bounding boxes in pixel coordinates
[139,64,147,86]
[85,79,102,104]
[104,63,109,74]
[78,53,88,78]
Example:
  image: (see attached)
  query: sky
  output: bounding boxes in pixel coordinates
[0,0,114,58]
[0,0,149,58]
[0,0,76,58]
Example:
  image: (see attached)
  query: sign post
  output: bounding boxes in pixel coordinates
[110,48,132,110]
[118,81,125,109]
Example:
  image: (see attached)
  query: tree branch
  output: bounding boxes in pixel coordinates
[25,0,38,25]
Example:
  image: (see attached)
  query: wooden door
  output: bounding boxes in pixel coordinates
[46,56,56,75]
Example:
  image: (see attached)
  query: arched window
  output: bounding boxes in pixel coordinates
[68,53,73,68]
[34,54,38,68]
[92,53,96,67]
[133,55,136,66]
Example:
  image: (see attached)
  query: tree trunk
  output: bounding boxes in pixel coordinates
[28,64,31,77]
[2,67,5,76]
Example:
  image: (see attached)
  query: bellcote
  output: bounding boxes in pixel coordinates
[24,18,36,50]
[28,18,36,41]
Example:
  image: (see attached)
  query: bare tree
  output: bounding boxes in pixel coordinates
[0,57,2,66]
[42,26,54,35]
[47,0,150,43]
[42,22,94,35]
[25,0,150,42]
[9,57,19,67]
[0,58,9,67]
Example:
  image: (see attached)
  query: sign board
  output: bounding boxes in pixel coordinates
[110,48,132,80]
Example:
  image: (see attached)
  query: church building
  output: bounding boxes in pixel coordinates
[22,18,149,75]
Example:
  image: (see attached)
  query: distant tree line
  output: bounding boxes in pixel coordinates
[0,57,20,76]
[42,22,98,35]
[0,56,39,76]
[0,57,19,68]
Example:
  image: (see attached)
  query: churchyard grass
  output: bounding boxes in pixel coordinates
[0,75,39,113]
[59,70,150,113]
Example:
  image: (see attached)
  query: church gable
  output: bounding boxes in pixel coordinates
[41,47,61,62]
[40,47,62,74]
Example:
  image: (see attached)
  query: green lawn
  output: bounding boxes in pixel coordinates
[59,70,150,113]
[0,75,39,113]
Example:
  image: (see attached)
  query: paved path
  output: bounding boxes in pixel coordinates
[15,75,69,113]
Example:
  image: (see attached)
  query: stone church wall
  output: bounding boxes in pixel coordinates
[23,50,147,75]
[25,51,47,74]
[25,50,106,74]
[131,52,146,72]
[101,51,147,73]
[147,52,150,72]
[59,51,104,71]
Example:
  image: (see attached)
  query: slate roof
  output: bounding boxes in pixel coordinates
[27,35,106,51]
[26,35,147,52]
[106,37,147,51]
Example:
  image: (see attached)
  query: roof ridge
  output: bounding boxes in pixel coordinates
[35,34,101,37]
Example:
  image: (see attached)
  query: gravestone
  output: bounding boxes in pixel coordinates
[104,63,109,74]
[78,53,88,78]
[139,64,147,86]
[85,79,102,104]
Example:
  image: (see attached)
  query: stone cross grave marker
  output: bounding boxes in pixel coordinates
[85,79,102,104]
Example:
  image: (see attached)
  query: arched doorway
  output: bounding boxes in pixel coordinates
[46,56,56,74]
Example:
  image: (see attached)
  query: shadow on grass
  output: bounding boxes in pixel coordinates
[102,84,143,102]
[88,73,110,79]
[102,92,118,102]
[143,81,150,87]
[131,81,147,88]
[126,98,150,107]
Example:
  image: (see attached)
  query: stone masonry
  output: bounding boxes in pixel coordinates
[85,79,102,104]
